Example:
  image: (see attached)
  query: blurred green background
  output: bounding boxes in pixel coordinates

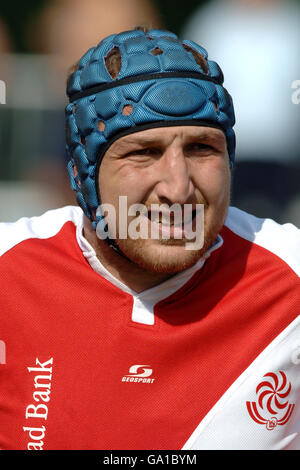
[0,0,299,224]
[1,0,208,52]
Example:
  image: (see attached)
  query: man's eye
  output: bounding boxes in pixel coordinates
[186,143,214,153]
[125,148,160,158]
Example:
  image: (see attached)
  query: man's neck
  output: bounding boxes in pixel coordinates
[83,217,174,293]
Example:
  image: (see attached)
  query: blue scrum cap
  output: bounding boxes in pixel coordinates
[65,28,236,229]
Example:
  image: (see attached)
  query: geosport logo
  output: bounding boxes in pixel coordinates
[121,365,155,384]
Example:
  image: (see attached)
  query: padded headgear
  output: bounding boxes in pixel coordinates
[65,28,235,230]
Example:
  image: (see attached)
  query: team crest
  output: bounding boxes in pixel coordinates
[246,371,295,430]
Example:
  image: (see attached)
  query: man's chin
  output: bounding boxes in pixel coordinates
[114,237,210,274]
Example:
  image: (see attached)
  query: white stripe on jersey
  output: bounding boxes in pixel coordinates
[225,206,300,276]
[0,206,82,258]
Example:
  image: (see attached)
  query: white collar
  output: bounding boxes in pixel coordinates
[76,214,223,324]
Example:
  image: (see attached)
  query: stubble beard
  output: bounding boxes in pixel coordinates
[113,203,229,274]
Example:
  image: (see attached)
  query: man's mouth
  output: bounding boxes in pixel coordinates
[146,209,197,224]
[143,208,198,238]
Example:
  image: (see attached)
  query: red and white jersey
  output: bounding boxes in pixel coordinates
[0,205,299,450]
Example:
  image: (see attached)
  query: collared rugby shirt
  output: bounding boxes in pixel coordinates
[0,206,299,450]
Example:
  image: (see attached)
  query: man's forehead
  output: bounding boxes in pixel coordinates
[113,125,226,147]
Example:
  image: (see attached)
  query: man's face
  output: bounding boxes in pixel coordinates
[98,125,231,274]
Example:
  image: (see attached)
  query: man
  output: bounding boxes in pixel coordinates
[0,28,299,450]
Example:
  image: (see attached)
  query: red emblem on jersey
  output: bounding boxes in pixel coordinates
[246,371,295,430]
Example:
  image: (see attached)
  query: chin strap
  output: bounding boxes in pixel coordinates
[92,216,134,262]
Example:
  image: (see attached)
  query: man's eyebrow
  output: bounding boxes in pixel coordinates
[188,130,226,142]
[114,129,226,148]
[112,136,160,150]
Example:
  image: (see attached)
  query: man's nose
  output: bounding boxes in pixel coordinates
[155,147,194,205]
